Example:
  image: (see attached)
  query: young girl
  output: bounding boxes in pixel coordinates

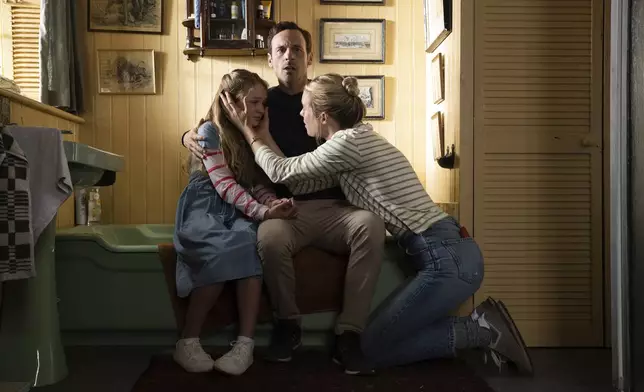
[222,73,534,375]
[173,69,296,376]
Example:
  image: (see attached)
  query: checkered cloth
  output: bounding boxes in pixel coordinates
[0,128,34,281]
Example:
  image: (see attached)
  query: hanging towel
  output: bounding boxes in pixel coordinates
[5,126,73,243]
[0,128,34,282]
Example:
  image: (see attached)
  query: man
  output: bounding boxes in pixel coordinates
[181,22,384,376]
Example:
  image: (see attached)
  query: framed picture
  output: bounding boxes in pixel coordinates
[430,111,445,160]
[424,0,452,53]
[97,49,157,95]
[88,0,163,34]
[319,18,386,63]
[431,53,445,104]
[351,75,385,120]
[320,0,384,4]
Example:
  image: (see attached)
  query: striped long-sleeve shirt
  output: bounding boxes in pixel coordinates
[199,122,276,220]
[254,123,447,238]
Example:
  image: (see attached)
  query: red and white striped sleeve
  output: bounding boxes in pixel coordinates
[251,184,277,205]
[202,149,269,221]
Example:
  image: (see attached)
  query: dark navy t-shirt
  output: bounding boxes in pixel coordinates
[267,86,345,201]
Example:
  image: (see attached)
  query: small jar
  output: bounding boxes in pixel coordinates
[255,34,262,48]
[257,4,264,19]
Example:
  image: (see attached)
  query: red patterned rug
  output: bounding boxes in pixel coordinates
[131,349,495,392]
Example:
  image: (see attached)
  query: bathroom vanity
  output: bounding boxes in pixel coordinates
[0,88,83,229]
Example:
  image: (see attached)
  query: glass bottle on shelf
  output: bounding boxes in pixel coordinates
[217,1,227,19]
[231,1,239,19]
[204,0,252,49]
[209,0,217,18]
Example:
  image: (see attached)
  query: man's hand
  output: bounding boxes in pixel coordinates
[183,118,207,159]
[264,198,297,220]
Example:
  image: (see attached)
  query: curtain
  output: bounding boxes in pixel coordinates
[39,0,84,114]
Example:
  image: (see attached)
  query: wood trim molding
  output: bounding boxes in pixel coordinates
[0,88,84,124]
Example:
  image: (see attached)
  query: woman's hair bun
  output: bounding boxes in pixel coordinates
[341,76,360,97]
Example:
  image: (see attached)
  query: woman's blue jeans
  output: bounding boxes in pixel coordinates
[361,217,485,368]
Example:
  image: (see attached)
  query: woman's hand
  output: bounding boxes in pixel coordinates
[220,91,254,136]
[264,198,297,220]
[257,108,270,136]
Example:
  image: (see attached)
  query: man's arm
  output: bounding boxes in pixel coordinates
[181,118,207,159]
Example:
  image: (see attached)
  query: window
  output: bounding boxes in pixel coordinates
[0,0,40,101]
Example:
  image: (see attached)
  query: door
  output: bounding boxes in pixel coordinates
[621,0,644,390]
[473,0,605,347]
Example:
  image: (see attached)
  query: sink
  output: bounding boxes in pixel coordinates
[63,141,124,187]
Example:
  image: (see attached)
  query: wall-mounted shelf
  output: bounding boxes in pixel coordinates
[183,48,268,57]
[183,0,277,60]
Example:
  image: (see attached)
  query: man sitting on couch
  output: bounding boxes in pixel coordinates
[181,21,385,376]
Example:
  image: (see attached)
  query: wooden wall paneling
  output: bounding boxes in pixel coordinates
[77,0,430,225]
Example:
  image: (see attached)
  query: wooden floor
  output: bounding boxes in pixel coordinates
[12,346,613,392]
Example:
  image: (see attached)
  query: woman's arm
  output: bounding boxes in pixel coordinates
[258,130,286,158]
[217,92,356,187]
[199,122,269,220]
[249,133,361,185]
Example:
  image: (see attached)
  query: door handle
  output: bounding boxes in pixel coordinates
[580,136,599,148]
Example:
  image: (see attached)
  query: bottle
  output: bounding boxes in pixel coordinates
[209,0,216,18]
[87,187,102,225]
[217,1,227,18]
[74,188,88,226]
[257,4,264,19]
[231,1,239,19]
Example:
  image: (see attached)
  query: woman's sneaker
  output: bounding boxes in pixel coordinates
[173,338,215,373]
[471,297,497,322]
[475,300,534,375]
[214,337,255,376]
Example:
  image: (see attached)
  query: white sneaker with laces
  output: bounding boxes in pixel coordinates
[214,337,255,376]
[173,338,215,373]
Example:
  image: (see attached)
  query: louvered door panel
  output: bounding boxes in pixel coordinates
[473,0,604,346]
[11,4,39,101]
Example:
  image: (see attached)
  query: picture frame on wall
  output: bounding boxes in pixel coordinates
[431,53,445,104]
[430,111,445,161]
[351,75,385,120]
[319,18,386,63]
[88,0,163,34]
[320,0,385,4]
[424,0,452,53]
[97,49,157,95]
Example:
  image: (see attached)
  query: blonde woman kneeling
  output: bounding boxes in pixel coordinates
[220,73,534,374]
